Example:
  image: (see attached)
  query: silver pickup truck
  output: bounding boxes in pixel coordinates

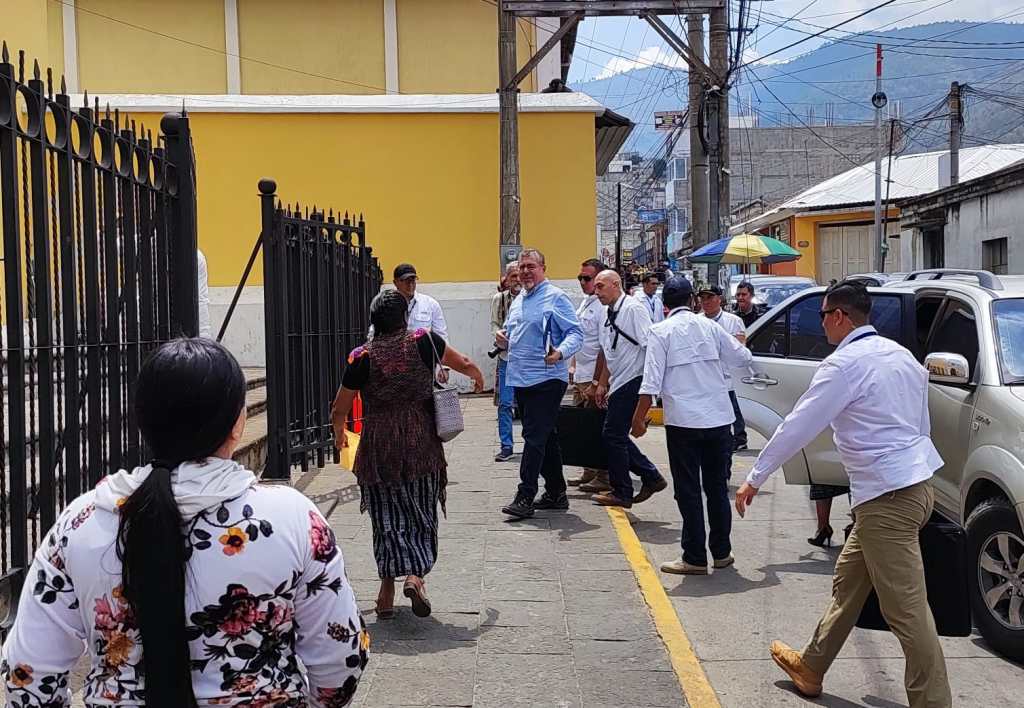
[737,269,1024,662]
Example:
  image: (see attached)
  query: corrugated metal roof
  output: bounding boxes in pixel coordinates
[780,144,1024,211]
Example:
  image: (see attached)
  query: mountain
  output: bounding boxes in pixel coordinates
[573,21,1024,157]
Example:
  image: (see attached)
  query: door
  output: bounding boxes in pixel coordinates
[737,291,910,486]
[817,227,845,285]
[921,296,981,522]
[843,224,872,276]
[817,224,872,283]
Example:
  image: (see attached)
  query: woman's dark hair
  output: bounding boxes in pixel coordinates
[116,339,246,708]
[370,289,409,335]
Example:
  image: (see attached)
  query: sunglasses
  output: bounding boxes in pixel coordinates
[819,307,847,321]
[577,275,593,283]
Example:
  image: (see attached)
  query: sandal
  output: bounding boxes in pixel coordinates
[403,576,432,618]
[375,583,396,620]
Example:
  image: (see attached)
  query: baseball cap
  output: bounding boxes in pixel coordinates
[662,276,694,302]
[393,263,417,280]
[698,285,724,297]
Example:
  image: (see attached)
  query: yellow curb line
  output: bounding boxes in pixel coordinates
[606,506,722,708]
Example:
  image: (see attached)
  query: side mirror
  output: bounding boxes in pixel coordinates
[925,352,970,385]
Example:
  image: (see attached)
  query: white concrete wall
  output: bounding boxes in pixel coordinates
[943,189,1024,273]
[211,279,585,393]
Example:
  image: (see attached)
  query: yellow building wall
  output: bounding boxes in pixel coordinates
[791,209,899,281]
[5,0,51,67]
[76,0,227,93]
[397,0,537,94]
[116,110,595,286]
[46,0,64,75]
[237,0,386,95]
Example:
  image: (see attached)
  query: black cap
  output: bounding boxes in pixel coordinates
[698,285,724,297]
[662,276,694,303]
[393,263,417,280]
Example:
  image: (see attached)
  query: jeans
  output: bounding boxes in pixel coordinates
[729,390,747,448]
[666,424,734,566]
[515,379,568,501]
[497,359,515,450]
[604,376,663,502]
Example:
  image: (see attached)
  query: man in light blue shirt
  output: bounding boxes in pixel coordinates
[495,249,583,519]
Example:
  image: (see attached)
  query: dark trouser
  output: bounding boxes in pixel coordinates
[729,390,747,448]
[666,424,733,566]
[514,379,568,501]
[603,376,664,502]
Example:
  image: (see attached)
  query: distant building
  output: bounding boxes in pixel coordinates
[596,153,667,266]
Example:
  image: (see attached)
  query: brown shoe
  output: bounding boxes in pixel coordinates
[712,554,735,569]
[632,478,668,504]
[403,576,432,618]
[567,469,598,487]
[660,559,708,575]
[770,641,822,698]
[579,474,611,493]
[591,493,632,509]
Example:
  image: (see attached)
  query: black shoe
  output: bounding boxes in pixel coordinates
[633,477,668,504]
[494,447,514,462]
[533,493,569,511]
[807,525,834,548]
[502,496,535,519]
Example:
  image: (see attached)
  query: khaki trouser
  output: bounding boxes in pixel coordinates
[802,480,952,708]
[571,383,604,480]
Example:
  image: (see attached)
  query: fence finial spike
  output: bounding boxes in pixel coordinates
[46,67,52,95]
[276,199,282,210]
[18,50,25,81]
[1,41,8,64]
[181,98,187,116]
[359,212,364,223]
[344,211,349,221]
[33,58,40,81]
[105,102,110,119]
[60,74,66,95]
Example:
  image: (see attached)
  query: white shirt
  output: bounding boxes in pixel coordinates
[599,293,652,395]
[706,309,746,390]
[747,325,943,508]
[572,294,604,384]
[635,291,665,323]
[407,292,448,339]
[640,307,753,428]
[197,249,212,339]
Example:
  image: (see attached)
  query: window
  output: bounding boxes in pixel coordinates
[927,300,980,381]
[982,237,1009,275]
[914,296,945,360]
[669,157,689,181]
[749,294,905,361]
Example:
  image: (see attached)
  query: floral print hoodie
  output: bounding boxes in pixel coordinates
[0,458,368,707]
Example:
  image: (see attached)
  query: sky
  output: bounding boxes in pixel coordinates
[566,1,1024,82]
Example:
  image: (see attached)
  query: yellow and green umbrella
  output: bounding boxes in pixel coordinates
[688,233,801,265]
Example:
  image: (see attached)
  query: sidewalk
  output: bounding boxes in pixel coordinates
[302,398,687,708]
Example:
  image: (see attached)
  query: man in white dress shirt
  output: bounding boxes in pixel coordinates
[568,258,611,492]
[393,263,448,339]
[589,271,666,508]
[635,273,665,323]
[699,285,748,451]
[735,280,950,708]
[632,277,753,575]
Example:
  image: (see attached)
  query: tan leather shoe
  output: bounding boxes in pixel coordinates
[591,493,632,509]
[579,474,611,493]
[660,559,708,575]
[567,469,598,487]
[632,478,668,504]
[770,641,822,698]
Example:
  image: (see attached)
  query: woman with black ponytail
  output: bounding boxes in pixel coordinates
[1,339,367,707]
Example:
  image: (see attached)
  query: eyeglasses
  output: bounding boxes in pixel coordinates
[577,275,593,283]
[819,307,847,321]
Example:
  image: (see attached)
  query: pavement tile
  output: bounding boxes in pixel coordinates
[473,654,580,708]
[479,599,566,627]
[559,569,639,595]
[483,561,561,584]
[476,625,571,656]
[571,637,675,673]
[566,605,654,641]
[361,667,475,707]
[577,669,683,708]
[481,579,564,603]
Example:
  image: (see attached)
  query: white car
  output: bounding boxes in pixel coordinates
[737,269,1024,661]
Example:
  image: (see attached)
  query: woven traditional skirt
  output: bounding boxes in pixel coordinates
[361,474,440,579]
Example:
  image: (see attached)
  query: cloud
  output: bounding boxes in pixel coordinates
[594,46,688,80]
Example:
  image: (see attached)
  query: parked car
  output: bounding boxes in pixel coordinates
[727,275,817,312]
[846,272,909,287]
[736,269,1024,660]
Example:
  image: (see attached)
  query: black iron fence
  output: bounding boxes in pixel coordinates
[257,179,382,480]
[0,45,198,599]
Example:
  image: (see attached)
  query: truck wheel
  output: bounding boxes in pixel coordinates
[966,498,1024,662]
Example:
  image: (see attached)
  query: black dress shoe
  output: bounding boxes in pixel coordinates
[533,493,569,511]
[502,496,535,519]
[633,478,668,504]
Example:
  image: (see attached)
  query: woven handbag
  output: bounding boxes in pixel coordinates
[426,333,464,442]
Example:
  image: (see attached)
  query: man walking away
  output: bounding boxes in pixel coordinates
[735,280,951,708]
[700,285,749,451]
[590,271,667,508]
[733,281,760,328]
[492,263,521,462]
[497,249,583,519]
[636,273,665,323]
[632,277,752,575]
[568,258,611,492]
[393,263,448,339]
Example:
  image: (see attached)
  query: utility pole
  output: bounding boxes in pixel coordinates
[871,44,887,272]
[706,86,722,288]
[687,15,709,258]
[949,81,961,186]
[498,4,520,270]
[615,181,622,268]
[710,7,729,224]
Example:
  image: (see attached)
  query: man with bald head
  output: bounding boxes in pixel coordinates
[590,270,667,508]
